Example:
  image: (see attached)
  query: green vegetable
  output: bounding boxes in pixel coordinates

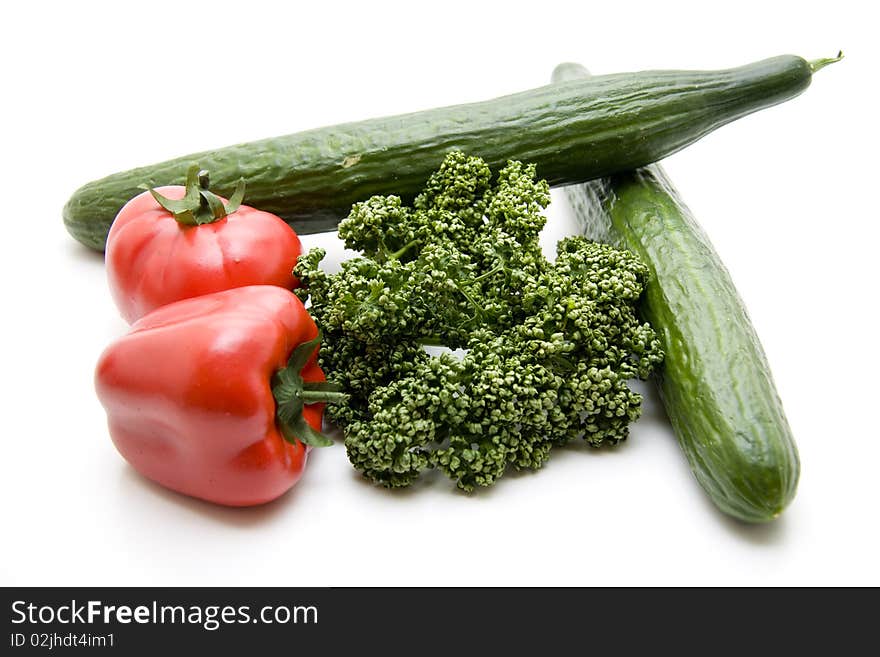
[294,151,663,491]
[64,54,834,251]
[556,62,801,522]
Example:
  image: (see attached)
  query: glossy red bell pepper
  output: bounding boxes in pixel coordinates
[105,165,303,323]
[94,285,344,506]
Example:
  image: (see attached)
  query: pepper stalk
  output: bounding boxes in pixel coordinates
[272,333,347,447]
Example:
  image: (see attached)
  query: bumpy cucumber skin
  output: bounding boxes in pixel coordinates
[64,56,814,251]
[567,169,800,522]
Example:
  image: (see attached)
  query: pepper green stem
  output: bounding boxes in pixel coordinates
[271,333,347,448]
[149,163,246,226]
[809,51,843,73]
[301,386,348,404]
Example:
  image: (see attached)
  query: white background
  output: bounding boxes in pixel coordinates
[2,0,878,586]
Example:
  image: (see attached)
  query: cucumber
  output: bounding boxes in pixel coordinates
[555,61,802,522]
[65,55,832,251]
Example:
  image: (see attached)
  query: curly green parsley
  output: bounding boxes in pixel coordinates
[295,151,662,491]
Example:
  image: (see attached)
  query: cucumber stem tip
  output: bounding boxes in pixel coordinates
[809,50,843,73]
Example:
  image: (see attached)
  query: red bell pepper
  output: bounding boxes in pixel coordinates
[105,165,303,323]
[94,285,344,506]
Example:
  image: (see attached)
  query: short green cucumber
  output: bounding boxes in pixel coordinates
[556,61,802,522]
[65,55,833,251]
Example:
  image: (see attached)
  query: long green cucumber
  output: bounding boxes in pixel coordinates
[65,55,833,251]
[555,61,805,522]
